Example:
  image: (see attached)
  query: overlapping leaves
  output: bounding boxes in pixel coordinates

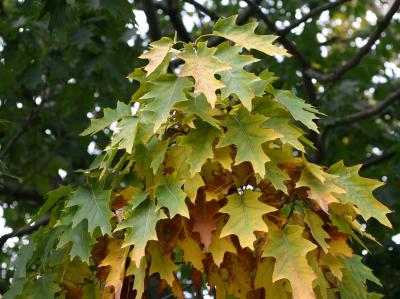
[7,15,391,299]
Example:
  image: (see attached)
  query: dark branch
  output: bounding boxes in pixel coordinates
[242,0,317,104]
[0,215,49,249]
[182,0,219,21]
[305,0,400,82]
[326,88,400,126]
[156,1,193,42]
[0,182,43,206]
[0,107,37,160]
[141,0,162,41]
[361,151,396,169]
[279,0,350,35]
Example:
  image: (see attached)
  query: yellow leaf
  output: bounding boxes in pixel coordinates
[148,241,178,286]
[255,257,290,299]
[99,239,129,299]
[220,190,276,249]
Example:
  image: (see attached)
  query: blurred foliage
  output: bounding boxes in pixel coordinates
[0,0,399,297]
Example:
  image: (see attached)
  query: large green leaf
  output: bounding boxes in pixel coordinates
[218,108,282,176]
[66,185,113,236]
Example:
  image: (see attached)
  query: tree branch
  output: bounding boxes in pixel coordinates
[326,88,400,126]
[156,1,193,42]
[141,0,162,41]
[305,0,400,82]
[182,0,219,21]
[361,151,396,169]
[278,0,350,35]
[0,182,43,206]
[242,0,317,104]
[0,215,49,249]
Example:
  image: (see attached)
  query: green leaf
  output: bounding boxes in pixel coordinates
[115,199,166,266]
[275,90,321,132]
[218,108,282,177]
[150,139,169,174]
[213,15,289,57]
[81,101,131,136]
[177,42,230,107]
[31,185,72,223]
[220,190,276,248]
[339,255,382,299]
[155,175,189,218]
[66,185,113,236]
[22,274,61,299]
[141,74,192,132]
[328,161,391,227]
[13,241,34,279]
[109,116,138,154]
[263,225,317,299]
[182,121,221,175]
[253,97,307,151]
[58,220,95,263]
[214,42,265,110]
[175,94,220,128]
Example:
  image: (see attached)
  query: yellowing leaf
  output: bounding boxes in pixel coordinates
[297,168,345,213]
[328,161,391,227]
[148,241,178,286]
[66,185,113,236]
[126,256,147,298]
[99,239,129,299]
[304,209,330,253]
[255,258,290,299]
[178,237,205,271]
[155,175,189,218]
[141,75,192,132]
[275,90,321,133]
[139,37,175,76]
[183,172,204,203]
[263,225,317,299]
[115,199,166,266]
[213,15,289,57]
[218,108,282,177]
[215,42,265,110]
[182,121,221,175]
[220,190,276,248]
[177,42,230,106]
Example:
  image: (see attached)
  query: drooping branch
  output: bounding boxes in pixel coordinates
[305,0,400,82]
[0,215,49,249]
[326,88,400,126]
[278,0,350,35]
[141,0,162,41]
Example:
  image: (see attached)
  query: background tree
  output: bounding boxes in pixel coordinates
[0,0,399,297]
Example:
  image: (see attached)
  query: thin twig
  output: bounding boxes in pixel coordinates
[305,0,400,82]
[326,88,400,126]
[183,0,219,21]
[279,0,350,35]
[0,215,49,248]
